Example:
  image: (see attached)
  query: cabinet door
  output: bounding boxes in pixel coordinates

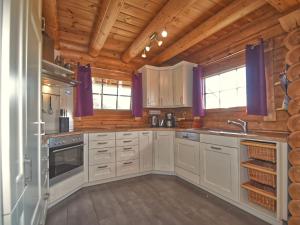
[200,143,238,200]
[154,131,174,172]
[142,68,160,107]
[159,69,173,107]
[139,131,153,172]
[175,139,199,174]
[173,67,183,106]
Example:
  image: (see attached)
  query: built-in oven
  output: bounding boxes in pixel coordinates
[49,134,83,185]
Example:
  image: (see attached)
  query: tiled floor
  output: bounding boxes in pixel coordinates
[46,175,269,225]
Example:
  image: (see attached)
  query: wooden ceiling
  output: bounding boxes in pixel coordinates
[43,0,300,72]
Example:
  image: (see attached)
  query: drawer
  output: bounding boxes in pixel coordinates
[200,134,238,148]
[89,139,115,149]
[116,138,138,147]
[89,132,115,142]
[116,132,138,139]
[89,163,116,182]
[116,145,139,161]
[89,147,115,165]
[117,160,139,177]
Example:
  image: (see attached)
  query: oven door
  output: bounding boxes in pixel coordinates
[49,143,83,185]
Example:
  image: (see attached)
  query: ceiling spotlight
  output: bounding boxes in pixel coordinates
[141,50,147,58]
[157,40,163,47]
[145,45,151,52]
[161,28,168,38]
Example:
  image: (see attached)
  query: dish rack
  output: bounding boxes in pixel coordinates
[240,140,277,212]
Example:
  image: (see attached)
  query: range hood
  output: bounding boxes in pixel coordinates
[42,60,80,87]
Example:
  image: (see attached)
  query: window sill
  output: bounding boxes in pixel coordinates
[205,106,246,113]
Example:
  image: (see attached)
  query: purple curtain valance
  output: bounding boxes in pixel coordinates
[246,40,268,116]
[192,65,205,117]
[132,73,143,117]
[75,64,93,117]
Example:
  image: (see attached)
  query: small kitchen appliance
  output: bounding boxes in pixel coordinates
[165,113,176,128]
[150,115,159,127]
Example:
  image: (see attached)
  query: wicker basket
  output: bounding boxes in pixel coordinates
[248,189,276,212]
[248,168,276,188]
[247,145,276,163]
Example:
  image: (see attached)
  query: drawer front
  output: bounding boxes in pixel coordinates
[116,138,138,147]
[89,163,116,182]
[116,145,139,161]
[89,147,116,165]
[116,160,139,177]
[89,132,115,142]
[89,139,115,149]
[200,134,238,148]
[116,132,138,139]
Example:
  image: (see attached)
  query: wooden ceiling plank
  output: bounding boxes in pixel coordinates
[59,31,90,45]
[113,21,141,34]
[89,0,124,57]
[121,0,197,63]
[149,0,267,65]
[42,0,59,48]
[117,13,147,27]
[120,3,155,21]
[265,0,299,12]
[125,0,164,14]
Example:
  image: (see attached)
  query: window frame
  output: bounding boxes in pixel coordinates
[92,78,132,111]
[204,65,247,110]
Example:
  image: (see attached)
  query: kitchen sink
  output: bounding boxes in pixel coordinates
[207,130,256,136]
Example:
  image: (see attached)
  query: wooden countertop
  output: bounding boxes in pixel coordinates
[44,127,288,142]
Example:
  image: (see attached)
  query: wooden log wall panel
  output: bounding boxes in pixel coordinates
[42,0,59,48]
[265,0,300,12]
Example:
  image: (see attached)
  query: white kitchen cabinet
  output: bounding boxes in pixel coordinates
[159,69,173,107]
[200,143,238,201]
[141,66,160,107]
[139,131,153,172]
[175,138,200,174]
[172,62,194,107]
[154,131,174,172]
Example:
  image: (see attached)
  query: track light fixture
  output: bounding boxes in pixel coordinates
[141,49,147,58]
[141,28,167,58]
[161,28,168,38]
[145,45,151,52]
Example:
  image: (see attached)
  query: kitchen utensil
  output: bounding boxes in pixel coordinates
[48,96,53,115]
[42,94,47,113]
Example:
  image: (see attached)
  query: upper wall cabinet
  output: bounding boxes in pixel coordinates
[139,61,195,108]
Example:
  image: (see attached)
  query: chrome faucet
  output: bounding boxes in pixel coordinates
[227,119,248,133]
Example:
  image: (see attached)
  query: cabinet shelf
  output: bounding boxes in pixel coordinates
[241,181,276,200]
[241,160,276,175]
[240,140,276,149]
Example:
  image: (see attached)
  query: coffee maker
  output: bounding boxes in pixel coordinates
[165,113,176,128]
[150,115,159,127]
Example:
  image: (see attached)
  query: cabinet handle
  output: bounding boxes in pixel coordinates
[142,132,149,135]
[123,133,132,136]
[123,147,132,150]
[24,155,32,185]
[97,150,108,153]
[98,165,108,169]
[180,96,183,104]
[210,146,222,150]
[123,140,132,143]
[97,142,108,145]
[123,162,133,165]
[97,134,108,137]
[44,193,50,200]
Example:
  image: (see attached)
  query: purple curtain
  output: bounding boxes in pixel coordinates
[246,40,268,116]
[132,73,143,117]
[75,64,93,117]
[192,65,205,117]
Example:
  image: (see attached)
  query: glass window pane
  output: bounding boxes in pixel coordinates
[118,81,131,96]
[205,92,220,109]
[118,96,131,110]
[220,89,237,108]
[92,83,102,94]
[103,79,118,95]
[236,67,246,88]
[205,75,220,93]
[93,94,102,109]
[103,95,117,109]
[219,70,238,91]
[236,87,247,107]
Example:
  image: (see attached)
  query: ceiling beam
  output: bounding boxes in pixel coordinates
[265,0,300,12]
[42,0,59,48]
[149,0,267,65]
[89,0,124,57]
[121,0,197,63]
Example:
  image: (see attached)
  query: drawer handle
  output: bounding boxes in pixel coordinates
[123,147,132,150]
[97,134,108,137]
[142,132,149,135]
[123,162,133,165]
[98,165,108,169]
[123,140,132,143]
[97,150,108,153]
[211,146,222,150]
[123,133,132,136]
[97,142,108,145]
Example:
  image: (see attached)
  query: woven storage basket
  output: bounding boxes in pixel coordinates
[248,168,276,188]
[248,189,276,212]
[247,145,276,163]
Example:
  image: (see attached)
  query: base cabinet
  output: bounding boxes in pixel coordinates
[139,131,153,172]
[200,143,238,201]
[154,131,174,172]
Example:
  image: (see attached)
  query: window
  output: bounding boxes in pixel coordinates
[204,67,246,109]
[92,78,132,110]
